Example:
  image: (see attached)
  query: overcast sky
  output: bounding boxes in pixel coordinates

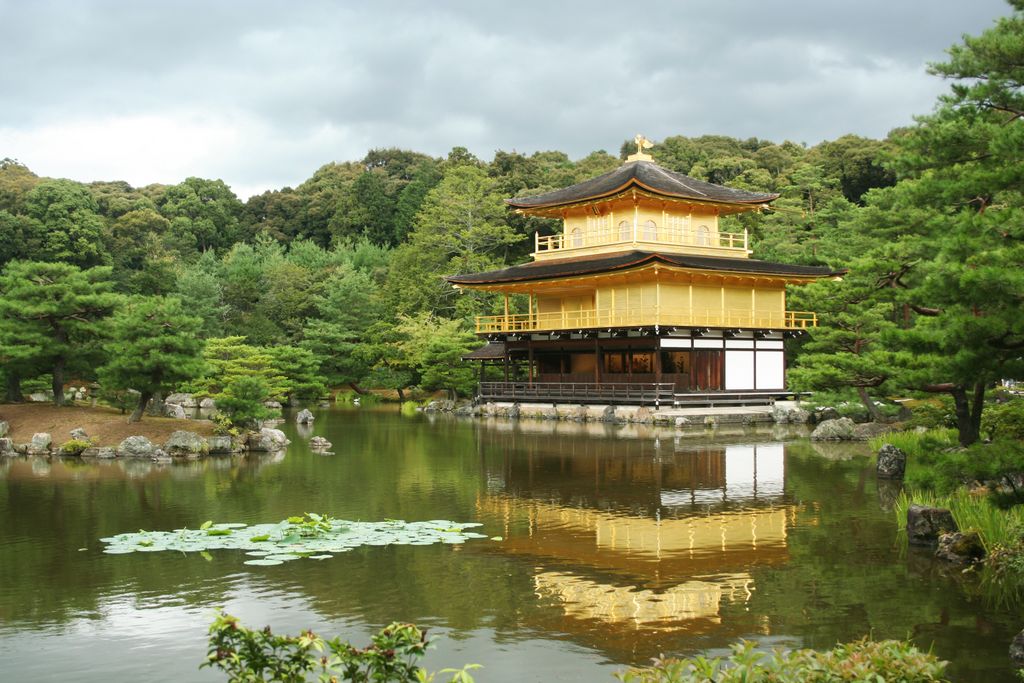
[0,0,1012,199]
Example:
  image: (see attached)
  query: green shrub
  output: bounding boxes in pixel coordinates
[616,639,948,682]
[59,438,93,456]
[982,399,1024,441]
[201,610,479,682]
[906,398,957,430]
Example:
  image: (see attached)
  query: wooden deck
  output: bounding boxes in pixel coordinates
[478,382,786,408]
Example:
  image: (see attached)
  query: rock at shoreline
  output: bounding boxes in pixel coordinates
[263,400,283,410]
[296,408,315,424]
[309,436,332,450]
[876,444,907,479]
[199,397,217,410]
[28,432,52,454]
[164,430,209,458]
[164,403,188,419]
[810,417,856,441]
[69,427,89,440]
[906,504,958,546]
[206,435,234,453]
[1010,630,1024,667]
[0,438,14,456]
[165,393,197,408]
[0,421,8,438]
[82,446,116,459]
[852,422,895,440]
[246,427,290,452]
[772,405,811,424]
[813,407,841,423]
[117,435,156,459]
[935,530,985,565]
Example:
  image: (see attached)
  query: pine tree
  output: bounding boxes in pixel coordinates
[98,296,206,422]
[0,261,120,405]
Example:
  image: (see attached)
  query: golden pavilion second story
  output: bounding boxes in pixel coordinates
[517,148,774,262]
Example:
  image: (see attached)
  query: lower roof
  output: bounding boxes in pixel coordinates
[447,251,839,286]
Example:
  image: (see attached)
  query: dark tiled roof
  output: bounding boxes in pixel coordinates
[447,251,839,285]
[462,341,506,361]
[507,160,778,209]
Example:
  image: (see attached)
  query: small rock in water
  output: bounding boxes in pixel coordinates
[906,504,958,546]
[876,444,907,479]
[810,417,855,441]
[163,430,209,458]
[309,436,332,450]
[296,408,315,424]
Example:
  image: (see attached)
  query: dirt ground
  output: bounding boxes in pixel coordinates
[0,403,216,447]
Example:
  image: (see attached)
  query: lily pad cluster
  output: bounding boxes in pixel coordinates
[100,514,489,566]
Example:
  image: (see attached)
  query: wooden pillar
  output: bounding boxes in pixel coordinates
[559,347,565,382]
[653,340,662,384]
[527,340,534,385]
[503,351,510,383]
[594,338,601,384]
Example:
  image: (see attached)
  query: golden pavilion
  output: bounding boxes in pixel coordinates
[448,136,837,406]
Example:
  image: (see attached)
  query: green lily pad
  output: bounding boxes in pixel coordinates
[100,515,490,566]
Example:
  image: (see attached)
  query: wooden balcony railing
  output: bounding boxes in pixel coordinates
[535,226,749,255]
[475,308,817,334]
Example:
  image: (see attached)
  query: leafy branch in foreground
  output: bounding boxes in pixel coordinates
[617,638,948,683]
[203,610,480,682]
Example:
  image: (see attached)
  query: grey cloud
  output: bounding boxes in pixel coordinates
[0,0,1012,195]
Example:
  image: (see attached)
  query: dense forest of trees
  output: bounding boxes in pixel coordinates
[0,0,1020,441]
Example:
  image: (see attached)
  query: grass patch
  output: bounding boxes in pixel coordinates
[894,488,1024,551]
[868,428,958,459]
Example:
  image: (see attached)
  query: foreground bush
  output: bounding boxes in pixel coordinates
[617,639,948,683]
[202,610,478,682]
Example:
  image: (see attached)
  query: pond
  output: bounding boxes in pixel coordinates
[0,408,1019,682]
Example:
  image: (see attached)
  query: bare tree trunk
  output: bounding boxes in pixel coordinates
[856,386,884,422]
[950,385,984,447]
[5,372,22,403]
[348,383,368,395]
[52,357,66,407]
[396,387,406,402]
[129,390,153,423]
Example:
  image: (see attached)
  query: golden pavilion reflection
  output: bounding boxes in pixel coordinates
[476,441,793,639]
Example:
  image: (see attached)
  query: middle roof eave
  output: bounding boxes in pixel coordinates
[446,251,841,286]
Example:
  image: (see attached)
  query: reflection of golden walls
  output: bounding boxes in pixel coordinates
[535,571,753,626]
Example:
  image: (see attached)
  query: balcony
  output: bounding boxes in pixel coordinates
[475,307,817,334]
[533,224,749,259]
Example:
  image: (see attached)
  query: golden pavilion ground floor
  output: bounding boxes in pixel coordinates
[467,327,797,406]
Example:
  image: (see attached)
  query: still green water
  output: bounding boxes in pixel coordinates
[0,408,1019,682]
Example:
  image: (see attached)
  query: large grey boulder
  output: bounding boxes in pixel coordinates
[935,531,985,565]
[810,417,856,441]
[263,400,283,410]
[246,427,290,452]
[772,405,811,424]
[206,435,234,453]
[164,430,209,458]
[28,432,52,454]
[0,420,8,438]
[117,435,156,459]
[906,504,958,545]
[164,403,187,419]
[876,444,907,479]
[296,408,315,424]
[165,393,197,408]
[0,438,14,456]
[813,407,841,423]
[199,397,217,410]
